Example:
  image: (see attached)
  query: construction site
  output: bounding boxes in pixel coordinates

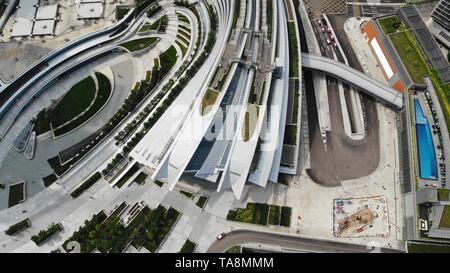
[333,196,389,238]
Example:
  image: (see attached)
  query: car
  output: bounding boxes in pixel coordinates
[326,38,331,44]
[320,27,326,33]
[216,232,226,240]
[332,41,338,48]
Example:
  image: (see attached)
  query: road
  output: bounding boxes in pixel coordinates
[207,230,403,253]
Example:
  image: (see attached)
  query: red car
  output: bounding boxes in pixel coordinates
[217,232,226,240]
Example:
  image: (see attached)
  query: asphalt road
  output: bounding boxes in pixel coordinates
[207,230,403,253]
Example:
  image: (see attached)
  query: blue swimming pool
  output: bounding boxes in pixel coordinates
[414,99,438,180]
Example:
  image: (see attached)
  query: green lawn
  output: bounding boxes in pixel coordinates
[120,37,158,52]
[115,164,140,188]
[53,72,112,137]
[378,16,404,35]
[226,203,275,226]
[133,172,148,185]
[268,205,281,225]
[389,31,429,84]
[266,0,273,41]
[408,242,450,253]
[225,245,242,253]
[70,172,102,199]
[438,189,450,201]
[201,89,219,115]
[283,124,297,146]
[287,22,299,78]
[116,6,131,20]
[280,207,292,227]
[176,40,187,58]
[159,45,178,75]
[34,110,51,135]
[439,206,450,228]
[8,182,25,208]
[179,240,197,253]
[50,76,96,128]
[196,196,208,209]
[42,174,57,187]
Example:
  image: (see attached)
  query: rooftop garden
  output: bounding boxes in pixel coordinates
[379,16,450,134]
[389,31,429,85]
[378,16,405,35]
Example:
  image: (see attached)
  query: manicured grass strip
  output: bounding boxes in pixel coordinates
[389,31,428,84]
[439,206,450,228]
[53,72,112,137]
[179,239,197,253]
[179,24,191,33]
[5,218,31,236]
[268,205,281,225]
[232,0,241,30]
[43,173,57,187]
[50,77,96,128]
[116,6,131,20]
[253,203,269,225]
[70,172,102,199]
[133,172,148,185]
[227,203,255,224]
[438,189,450,201]
[196,196,208,209]
[178,14,189,23]
[154,180,164,187]
[176,34,190,47]
[176,40,187,58]
[115,163,140,188]
[280,207,292,227]
[31,223,62,246]
[408,242,450,253]
[283,124,297,145]
[287,22,299,77]
[227,203,273,226]
[267,0,273,41]
[159,45,178,75]
[120,37,158,52]
[225,245,241,253]
[8,182,24,208]
[201,88,219,115]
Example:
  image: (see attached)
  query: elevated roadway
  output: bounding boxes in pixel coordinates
[301,53,403,109]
